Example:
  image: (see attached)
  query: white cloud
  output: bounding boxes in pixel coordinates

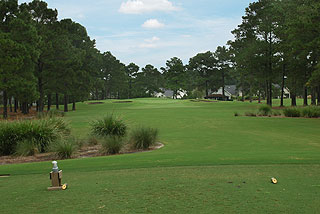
[139,36,160,48]
[142,19,165,28]
[145,36,160,42]
[119,0,179,14]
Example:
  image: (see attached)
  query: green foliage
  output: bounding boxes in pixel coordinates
[87,136,99,146]
[0,118,70,156]
[283,107,301,117]
[129,126,158,150]
[51,138,77,159]
[301,106,320,118]
[91,115,127,137]
[245,112,257,117]
[100,136,124,155]
[15,139,39,157]
[37,109,65,119]
[258,105,272,116]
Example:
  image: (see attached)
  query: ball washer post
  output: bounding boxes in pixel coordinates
[48,161,68,191]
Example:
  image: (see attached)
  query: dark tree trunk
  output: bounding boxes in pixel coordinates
[22,102,28,115]
[129,80,132,99]
[258,91,261,104]
[205,80,209,98]
[47,94,52,111]
[3,90,8,119]
[311,88,316,105]
[317,87,320,106]
[291,93,297,106]
[55,93,59,110]
[268,81,272,106]
[303,87,308,106]
[64,94,68,112]
[37,61,44,112]
[72,97,76,111]
[9,98,12,112]
[280,64,286,107]
[36,101,39,112]
[14,99,18,113]
[222,71,225,100]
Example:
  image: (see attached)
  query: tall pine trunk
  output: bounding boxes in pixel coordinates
[64,94,68,112]
[72,97,76,111]
[14,99,18,113]
[311,88,316,105]
[303,87,308,106]
[3,90,8,119]
[222,71,225,100]
[291,93,297,106]
[317,87,320,106]
[37,61,44,112]
[280,64,286,107]
[205,80,209,98]
[55,93,59,110]
[47,94,52,111]
[9,98,12,112]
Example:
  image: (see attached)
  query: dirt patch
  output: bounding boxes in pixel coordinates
[0,142,164,165]
[88,102,104,105]
[190,99,218,103]
[112,101,133,103]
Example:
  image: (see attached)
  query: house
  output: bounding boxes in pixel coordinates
[206,85,240,100]
[154,89,187,99]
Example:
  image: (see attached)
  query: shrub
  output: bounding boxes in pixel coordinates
[258,105,272,116]
[129,127,158,150]
[91,115,127,137]
[87,137,99,146]
[37,109,65,119]
[245,112,257,117]
[52,138,77,159]
[100,136,124,155]
[272,110,282,117]
[0,118,70,156]
[301,106,320,118]
[283,107,301,117]
[15,139,40,156]
[234,112,240,117]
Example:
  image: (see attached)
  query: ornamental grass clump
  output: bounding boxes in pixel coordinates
[100,136,124,155]
[129,127,158,150]
[301,106,320,118]
[0,118,70,156]
[51,138,77,159]
[15,139,40,157]
[283,107,301,117]
[258,105,272,116]
[91,115,127,137]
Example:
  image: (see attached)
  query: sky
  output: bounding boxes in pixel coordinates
[18,0,255,69]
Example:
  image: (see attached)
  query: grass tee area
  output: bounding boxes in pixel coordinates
[1,99,320,213]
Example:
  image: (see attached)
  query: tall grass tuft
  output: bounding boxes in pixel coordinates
[283,107,301,117]
[258,105,272,116]
[0,118,70,156]
[51,138,77,159]
[129,127,158,150]
[15,139,40,156]
[100,136,124,155]
[91,115,127,137]
[301,106,320,118]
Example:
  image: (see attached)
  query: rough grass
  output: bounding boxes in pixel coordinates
[0,98,319,213]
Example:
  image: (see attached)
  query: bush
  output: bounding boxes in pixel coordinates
[87,137,99,146]
[301,106,320,118]
[100,136,124,155]
[245,112,257,117]
[37,109,65,119]
[258,105,272,116]
[52,138,77,159]
[283,107,301,117]
[234,112,240,117]
[272,110,282,117]
[0,118,70,156]
[91,115,127,137]
[129,127,158,150]
[15,139,40,156]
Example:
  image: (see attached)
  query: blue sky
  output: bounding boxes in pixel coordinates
[19,0,255,69]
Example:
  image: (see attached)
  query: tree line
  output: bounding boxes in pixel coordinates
[1,0,320,119]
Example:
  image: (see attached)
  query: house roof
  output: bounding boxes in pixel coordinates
[224,85,237,96]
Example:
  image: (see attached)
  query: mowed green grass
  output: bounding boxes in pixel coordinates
[1,98,320,213]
